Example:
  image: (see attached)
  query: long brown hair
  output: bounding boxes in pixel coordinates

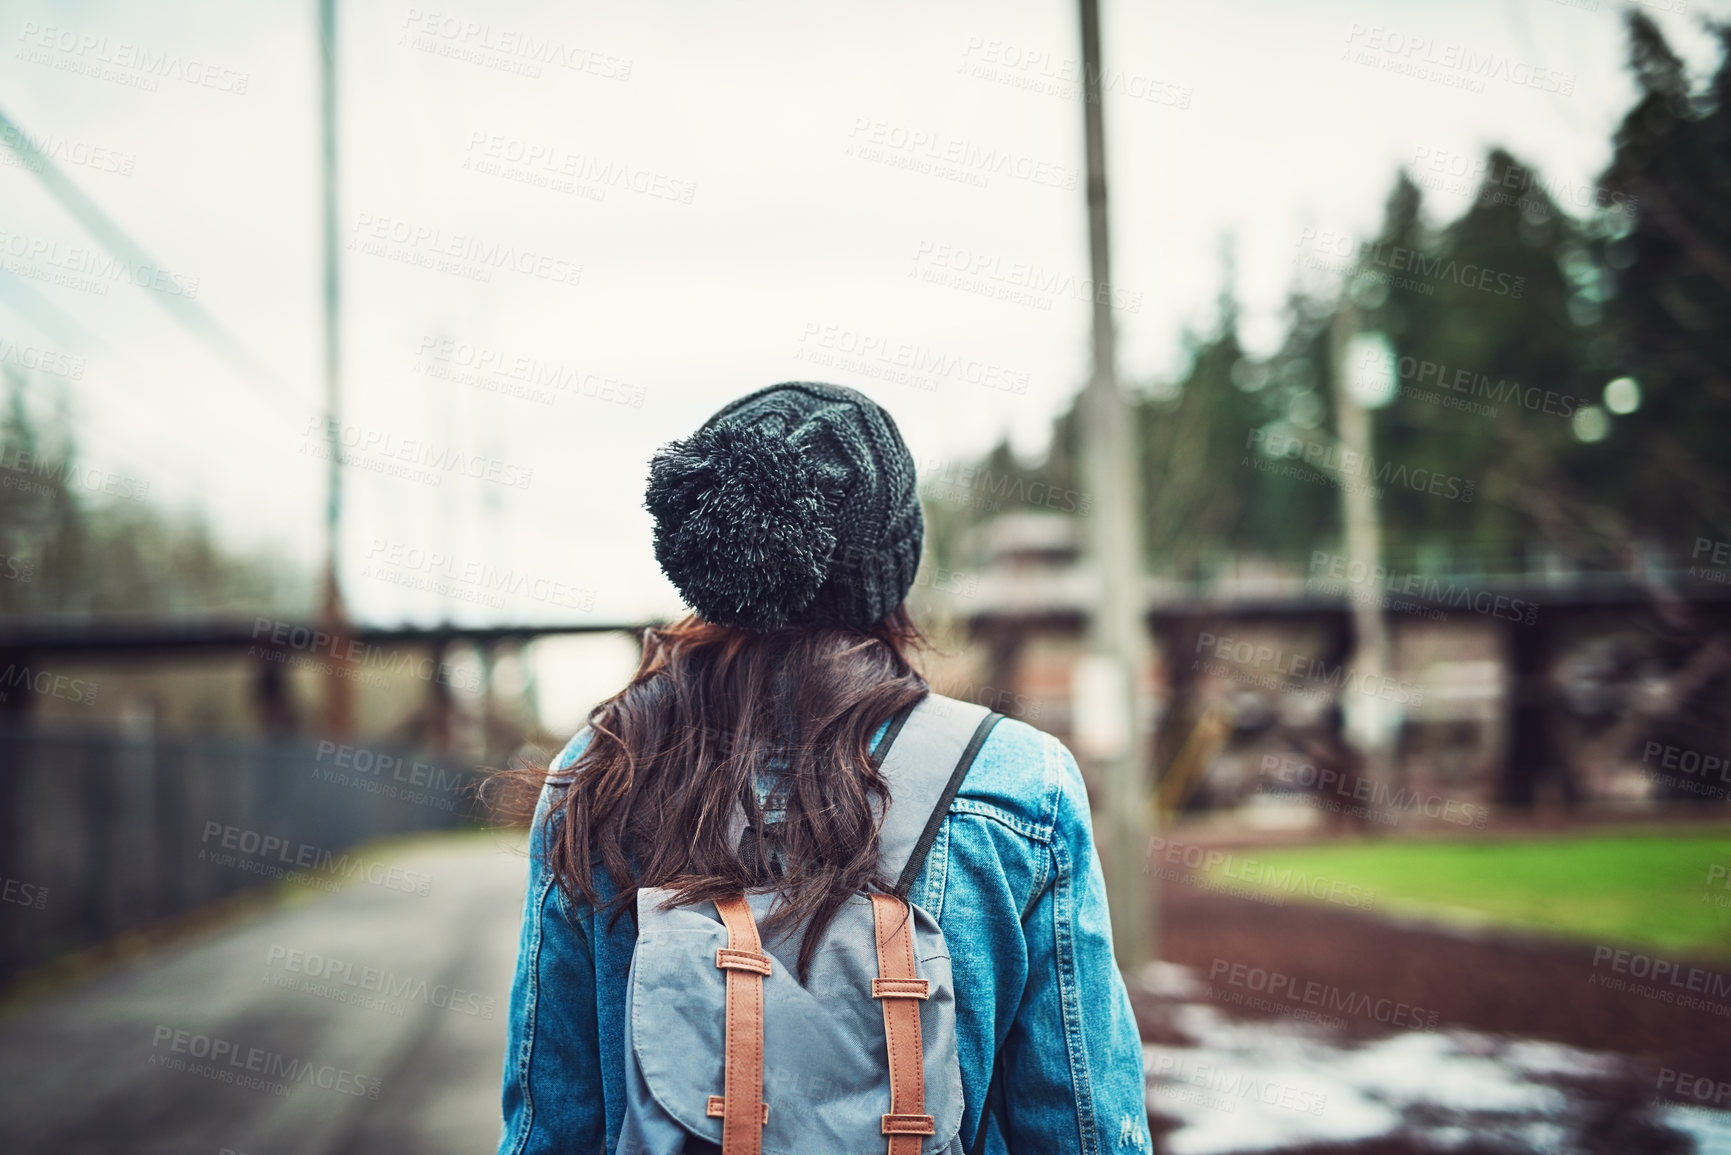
[516,605,928,978]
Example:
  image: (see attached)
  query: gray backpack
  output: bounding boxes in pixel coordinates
[615,693,1004,1155]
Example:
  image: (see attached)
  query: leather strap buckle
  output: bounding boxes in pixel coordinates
[715,948,773,975]
[871,977,930,1000]
[708,1095,769,1123]
[882,1113,937,1135]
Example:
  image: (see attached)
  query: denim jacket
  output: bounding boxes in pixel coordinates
[498,710,1151,1154]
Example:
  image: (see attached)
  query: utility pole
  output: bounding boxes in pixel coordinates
[1329,307,1394,813]
[319,0,353,735]
[1077,0,1153,973]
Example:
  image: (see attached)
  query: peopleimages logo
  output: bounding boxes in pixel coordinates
[361,537,595,611]
[462,130,696,204]
[1658,1066,1731,1107]
[1341,23,1576,97]
[1247,427,1477,503]
[300,416,535,491]
[0,445,150,502]
[2,876,48,910]
[264,944,497,1019]
[916,456,1090,516]
[1260,753,1489,829]
[1308,551,1539,626]
[1642,740,1730,789]
[1194,631,1425,706]
[0,337,86,380]
[198,821,435,896]
[0,227,200,298]
[1589,946,1731,1015]
[1144,1050,1327,1116]
[148,1025,380,1098]
[249,617,483,691]
[1365,347,1585,420]
[1143,835,1379,909]
[397,7,633,81]
[797,322,1030,395]
[0,122,136,177]
[1410,146,1635,214]
[312,742,474,815]
[1704,864,1731,912]
[347,212,583,288]
[957,36,1194,109]
[413,336,646,410]
[909,239,1143,314]
[1694,537,1731,568]
[0,663,99,706]
[846,117,1078,191]
[1208,958,1440,1030]
[1296,228,1525,299]
[314,740,480,795]
[16,20,252,94]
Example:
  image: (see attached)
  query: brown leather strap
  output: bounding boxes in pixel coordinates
[713,895,770,1155]
[870,893,934,1154]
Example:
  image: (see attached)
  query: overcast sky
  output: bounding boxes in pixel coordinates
[2,0,1727,649]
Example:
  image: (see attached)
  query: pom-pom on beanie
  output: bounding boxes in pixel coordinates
[644,382,923,632]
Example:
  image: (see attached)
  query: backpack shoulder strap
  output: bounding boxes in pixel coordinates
[875,693,1004,897]
[724,697,918,860]
[724,693,1004,890]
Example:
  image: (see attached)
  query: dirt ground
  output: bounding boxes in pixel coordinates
[1134,868,1730,1155]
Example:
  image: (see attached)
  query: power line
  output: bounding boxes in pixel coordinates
[0,247,321,513]
[0,100,311,422]
[0,266,102,350]
[0,261,314,480]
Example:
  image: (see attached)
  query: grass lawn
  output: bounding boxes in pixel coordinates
[1203,827,1731,958]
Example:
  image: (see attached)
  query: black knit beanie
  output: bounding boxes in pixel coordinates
[644,382,923,632]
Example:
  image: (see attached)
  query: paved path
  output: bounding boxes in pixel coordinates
[0,830,531,1155]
